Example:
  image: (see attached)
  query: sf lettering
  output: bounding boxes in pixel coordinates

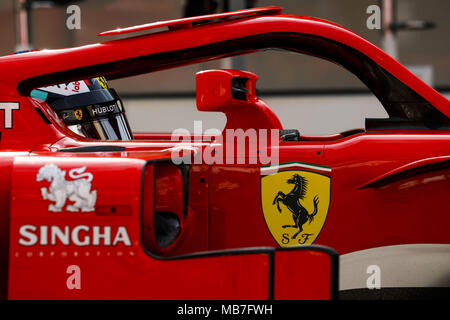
[281,233,314,245]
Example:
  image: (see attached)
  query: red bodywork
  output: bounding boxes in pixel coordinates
[0,7,448,299]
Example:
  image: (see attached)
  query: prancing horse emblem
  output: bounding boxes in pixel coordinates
[261,164,331,247]
[36,164,97,212]
[273,174,319,239]
[74,109,83,120]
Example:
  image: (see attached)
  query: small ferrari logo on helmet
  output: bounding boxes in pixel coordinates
[97,77,108,89]
[74,109,83,120]
[261,162,331,247]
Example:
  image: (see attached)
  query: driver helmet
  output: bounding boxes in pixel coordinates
[30,77,133,141]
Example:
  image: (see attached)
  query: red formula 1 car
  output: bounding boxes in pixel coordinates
[0,6,449,300]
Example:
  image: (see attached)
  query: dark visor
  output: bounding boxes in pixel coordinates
[71,113,133,141]
[52,89,133,141]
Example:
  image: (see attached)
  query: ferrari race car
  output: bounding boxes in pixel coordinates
[0,6,449,300]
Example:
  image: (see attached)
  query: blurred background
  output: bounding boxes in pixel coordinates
[2,0,449,135]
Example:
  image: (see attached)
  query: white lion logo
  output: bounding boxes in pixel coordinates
[36,164,97,212]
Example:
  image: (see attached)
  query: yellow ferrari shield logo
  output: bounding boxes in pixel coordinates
[97,77,108,89]
[74,109,83,120]
[261,163,331,247]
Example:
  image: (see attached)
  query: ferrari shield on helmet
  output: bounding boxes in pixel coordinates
[30,77,133,141]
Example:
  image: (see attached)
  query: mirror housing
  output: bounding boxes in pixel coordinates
[196,69,282,131]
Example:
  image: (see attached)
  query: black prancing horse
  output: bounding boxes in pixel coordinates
[272,174,319,240]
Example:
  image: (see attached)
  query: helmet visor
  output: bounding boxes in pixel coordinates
[68,112,133,141]
[32,78,134,141]
[58,95,133,141]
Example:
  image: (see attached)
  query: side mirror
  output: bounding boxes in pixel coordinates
[196,69,282,131]
[196,69,258,111]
